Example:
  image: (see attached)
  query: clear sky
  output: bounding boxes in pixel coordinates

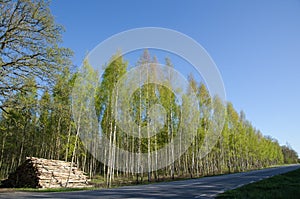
[50,0,300,155]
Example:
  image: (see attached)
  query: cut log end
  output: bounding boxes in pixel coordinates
[0,157,92,189]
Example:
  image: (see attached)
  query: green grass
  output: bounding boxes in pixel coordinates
[0,187,97,192]
[216,168,300,199]
[89,174,197,188]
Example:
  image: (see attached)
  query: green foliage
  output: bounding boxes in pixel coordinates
[281,144,298,164]
[0,40,292,187]
[0,0,72,112]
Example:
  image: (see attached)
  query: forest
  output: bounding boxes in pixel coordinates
[0,0,298,187]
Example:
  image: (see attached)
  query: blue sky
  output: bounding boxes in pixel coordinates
[50,0,300,154]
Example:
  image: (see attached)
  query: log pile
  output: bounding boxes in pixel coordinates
[1,157,91,188]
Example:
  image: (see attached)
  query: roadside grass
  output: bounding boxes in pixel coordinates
[11,187,97,192]
[89,174,199,188]
[216,168,300,199]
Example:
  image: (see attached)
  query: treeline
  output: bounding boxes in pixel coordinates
[0,0,298,187]
[0,50,298,186]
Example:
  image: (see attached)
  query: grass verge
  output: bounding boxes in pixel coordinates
[0,187,97,192]
[216,168,300,199]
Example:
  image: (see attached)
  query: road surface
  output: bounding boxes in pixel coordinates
[0,164,299,199]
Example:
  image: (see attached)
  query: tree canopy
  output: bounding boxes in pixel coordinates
[0,0,72,112]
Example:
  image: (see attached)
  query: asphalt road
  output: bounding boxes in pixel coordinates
[1,164,299,199]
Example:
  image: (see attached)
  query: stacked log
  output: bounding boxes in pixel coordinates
[1,157,91,188]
